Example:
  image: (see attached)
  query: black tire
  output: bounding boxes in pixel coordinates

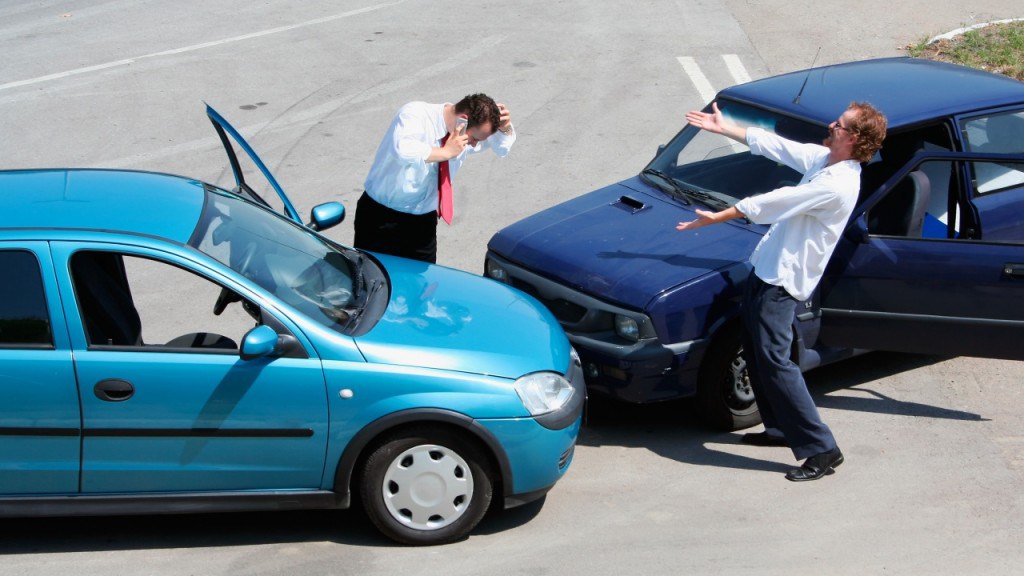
[359,426,493,546]
[696,328,762,431]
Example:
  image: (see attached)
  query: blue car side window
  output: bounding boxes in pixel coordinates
[70,251,258,352]
[0,250,52,347]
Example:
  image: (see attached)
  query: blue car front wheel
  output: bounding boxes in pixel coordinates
[360,426,494,545]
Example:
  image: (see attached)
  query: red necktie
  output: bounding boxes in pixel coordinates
[437,133,453,225]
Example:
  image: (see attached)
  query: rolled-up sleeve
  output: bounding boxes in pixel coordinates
[471,126,516,158]
[392,110,434,165]
[735,178,842,225]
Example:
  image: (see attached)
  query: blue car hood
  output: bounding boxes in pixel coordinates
[488,177,764,309]
[354,255,571,379]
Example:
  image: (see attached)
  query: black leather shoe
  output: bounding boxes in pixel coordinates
[740,432,788,447]
[785,447,844,482]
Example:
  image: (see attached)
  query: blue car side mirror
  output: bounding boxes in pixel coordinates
[240,325,280,360]
[308,202,345,232]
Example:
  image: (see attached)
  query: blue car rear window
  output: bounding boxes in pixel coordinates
[0,250,52,346]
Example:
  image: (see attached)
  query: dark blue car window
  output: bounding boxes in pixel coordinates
[0,250,52,346]
[962,111,1024,196]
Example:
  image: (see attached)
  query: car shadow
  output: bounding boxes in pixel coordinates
[0,508,388,553]
[0,491,547,554]
[578,351,987,473]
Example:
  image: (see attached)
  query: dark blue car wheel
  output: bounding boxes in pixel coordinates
[697,328,761,431]
[359,426,494,545]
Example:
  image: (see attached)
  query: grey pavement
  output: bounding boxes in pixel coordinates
[2,1,1024,574]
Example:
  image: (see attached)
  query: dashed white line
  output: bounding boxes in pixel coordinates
[722,54,751,85]
[676,56,718,105]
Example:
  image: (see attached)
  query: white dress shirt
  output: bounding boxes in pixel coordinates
[363,101,516,215]
[733,127,861,301]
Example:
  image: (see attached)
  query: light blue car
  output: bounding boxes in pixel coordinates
[0,106,583,545]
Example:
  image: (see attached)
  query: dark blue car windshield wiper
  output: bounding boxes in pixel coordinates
[640,169,691,205]
[641,168,732,211]
[683,188,730,211]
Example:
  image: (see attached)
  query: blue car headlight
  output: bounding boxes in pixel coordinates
[514,372,574,416]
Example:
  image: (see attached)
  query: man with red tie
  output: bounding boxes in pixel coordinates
[354,93,515,263]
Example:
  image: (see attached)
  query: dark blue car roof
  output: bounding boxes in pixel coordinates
[720,57,1024,129]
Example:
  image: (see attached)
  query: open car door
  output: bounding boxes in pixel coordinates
[819,151,1024,361]
[206,104,302,224]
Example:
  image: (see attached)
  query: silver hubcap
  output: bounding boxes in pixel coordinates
[382,444,474,531]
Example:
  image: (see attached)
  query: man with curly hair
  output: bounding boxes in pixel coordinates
[676,100,887,482]
[354,93,515,263]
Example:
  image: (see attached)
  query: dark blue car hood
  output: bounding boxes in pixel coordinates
[488,177,764,310]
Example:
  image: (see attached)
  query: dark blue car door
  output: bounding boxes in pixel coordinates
[819,151,1024,360]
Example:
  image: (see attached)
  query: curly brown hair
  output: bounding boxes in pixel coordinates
[846,101,887,162]
[454,93,501,133]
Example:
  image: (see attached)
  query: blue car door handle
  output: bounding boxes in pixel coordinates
[94,379,135,402]
[1003,263,1024,279]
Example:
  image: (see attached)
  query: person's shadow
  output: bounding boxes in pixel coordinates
[579,351,986,474]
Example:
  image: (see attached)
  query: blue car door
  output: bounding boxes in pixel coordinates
[0,245,81,494]
[820,153,1024,360]
[52,242,330,493]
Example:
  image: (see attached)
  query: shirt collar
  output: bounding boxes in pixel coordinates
[436,102,451,143]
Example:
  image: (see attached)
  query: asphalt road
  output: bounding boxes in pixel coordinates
[3,1,1024,574]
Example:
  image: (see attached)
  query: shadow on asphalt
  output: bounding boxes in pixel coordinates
[0,508,383,554]
[0,497,546,553]
[578,351,987,473]
[0,353,981,553]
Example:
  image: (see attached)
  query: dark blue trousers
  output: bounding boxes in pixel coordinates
[741,272,836,460]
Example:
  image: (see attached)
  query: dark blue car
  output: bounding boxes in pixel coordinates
[486,57,1024,430]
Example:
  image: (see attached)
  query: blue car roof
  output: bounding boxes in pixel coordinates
[0,169,206,243]
[719,57,1024,129]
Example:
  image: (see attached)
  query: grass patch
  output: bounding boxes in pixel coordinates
[906,20,1024,81]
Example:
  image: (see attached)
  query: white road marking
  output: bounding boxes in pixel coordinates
[0,1,405,93]
[677,56,751,152]
[676,56,717,105]
[722,54,751,85]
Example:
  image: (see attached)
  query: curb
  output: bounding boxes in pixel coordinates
[926,18,1024,44]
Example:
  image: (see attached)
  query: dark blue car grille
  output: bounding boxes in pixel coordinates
[511,279,587,323]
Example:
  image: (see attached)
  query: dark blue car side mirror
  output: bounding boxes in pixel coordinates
[308,202,345,232]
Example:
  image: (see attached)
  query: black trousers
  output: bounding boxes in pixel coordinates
[353,192,438,263]
[741,272,836,460]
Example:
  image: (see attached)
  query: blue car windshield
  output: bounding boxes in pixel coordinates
[190,187,359,332]
[644,99,827,207]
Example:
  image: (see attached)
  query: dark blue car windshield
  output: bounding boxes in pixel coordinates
[645,100,827,205]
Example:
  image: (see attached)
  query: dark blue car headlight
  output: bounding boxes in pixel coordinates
[485,259,511,284]
[614,314,641,342]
